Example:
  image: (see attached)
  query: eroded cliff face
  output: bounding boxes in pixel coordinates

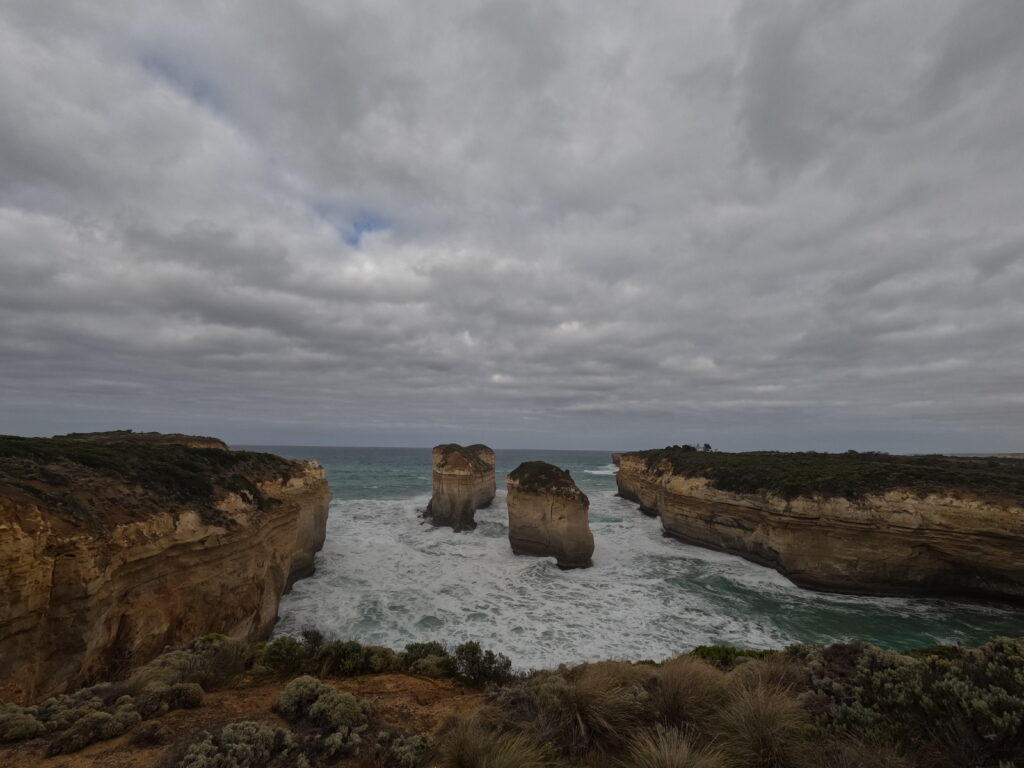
[507,461,594,569]
[0,434,330,704]
[425,444,496,532]
[616,454,1024,600]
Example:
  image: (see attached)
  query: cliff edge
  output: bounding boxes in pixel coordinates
[616,447,1024,600]
[507,461,594,569]
[425,443,496,531]
[0,431,331,704]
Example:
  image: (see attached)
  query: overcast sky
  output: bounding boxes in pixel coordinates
[1,1,1022,452]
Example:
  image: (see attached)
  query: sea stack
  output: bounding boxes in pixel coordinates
[507,461,594,569]
[425,443,496,532]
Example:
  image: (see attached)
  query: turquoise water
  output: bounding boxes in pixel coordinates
[244,446,1022,670]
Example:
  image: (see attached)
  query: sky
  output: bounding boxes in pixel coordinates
[1,0,1022,452]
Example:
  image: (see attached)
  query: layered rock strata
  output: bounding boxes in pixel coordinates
[425,443,496,532]
[616,452,1024,600]
[507,461,594,569]
[0,432,331,704]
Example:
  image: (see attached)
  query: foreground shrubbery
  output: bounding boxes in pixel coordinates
[433,637,1024,768]
[2,632,1022,768]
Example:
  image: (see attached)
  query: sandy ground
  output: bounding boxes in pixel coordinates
[1,674,483,768]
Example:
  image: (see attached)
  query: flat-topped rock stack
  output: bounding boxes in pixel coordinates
[425,443,496,532]
[507,461,594,569]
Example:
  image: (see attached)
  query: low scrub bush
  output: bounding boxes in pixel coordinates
[47,698,141,756]
[451,641,514,687]
[489,663,649,758]
[438,716,550,768]
[652,656,729,729]
[273,675,372,759]
[178,721,297,768]
[369,731,436,767]
[714,685,813,768]
[799,637,1024,767]
[690,645,768,669]
[0,703,45,742]
[623,726,727,768]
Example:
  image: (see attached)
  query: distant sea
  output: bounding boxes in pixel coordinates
[239,446,1023,670]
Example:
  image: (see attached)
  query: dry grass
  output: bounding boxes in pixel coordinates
[622,727,728,768]
[714,685,814,768]
[726,656,809,695]
[438,716,550,768]
[652,657,729,729]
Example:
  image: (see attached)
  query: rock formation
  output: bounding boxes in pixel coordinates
[616,450,1024,601]
[0,432,331,704]
[425,443,496,532]
[507,461,594,569]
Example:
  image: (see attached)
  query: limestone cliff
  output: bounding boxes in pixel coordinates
[0,432,331,704]
[425,443,496,532]
[616,450,1024,600]
[507,461,594,569]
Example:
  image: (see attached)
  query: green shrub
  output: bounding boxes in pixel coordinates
[384,732,436,767]
[261,636,311,677]
[273,676,328,721]
[178,721,297,768]
[690,645,767,669]
[714,685,813,768]
[0,704,45,742]
[623,726,727,768]
[132,719,170,746]
[272,675,371,759]
[314,639,368,677]
[452,641,514,687]
[46,700,141,756]
[409,655,453,678]
[800,638,1024,767]
[366,646,402,674]
[402,641,450,666]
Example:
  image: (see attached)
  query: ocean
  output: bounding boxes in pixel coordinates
[241,446,1023,671]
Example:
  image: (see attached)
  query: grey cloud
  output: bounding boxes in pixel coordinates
[0,0,1022,451]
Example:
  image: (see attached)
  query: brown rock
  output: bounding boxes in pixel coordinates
[0,433,331,704]
[506,461,594,569]
[425,443,496,532]
[616,453,1024,600]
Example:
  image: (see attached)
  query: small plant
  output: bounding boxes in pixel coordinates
[261,636,310,676]
[438,716,549,768]
[691,645,768,669]
[0,703,45,742]
[178,721,297,768]
[451,641,514,687]
[714,685,813,768]
[652,656,729,728]
[623,726,727,768]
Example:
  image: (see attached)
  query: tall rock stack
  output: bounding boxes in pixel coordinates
[507,461,594,569]
[424,443,496,532]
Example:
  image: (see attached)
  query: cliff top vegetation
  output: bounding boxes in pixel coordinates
[626,446,1024,503]
[432,442,494,470]
[507,460,581,495]
[0,431,297,527]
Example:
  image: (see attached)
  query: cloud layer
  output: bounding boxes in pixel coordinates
[1,0,1022,450]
